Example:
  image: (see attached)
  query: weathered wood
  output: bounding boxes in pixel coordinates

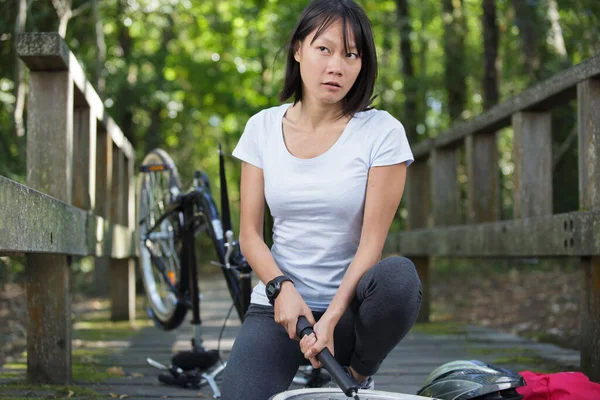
[406,159,430,230]
[412,52,600,159]
[512,112,553,218]
[27,72,73,202]
[111,147,124,224]
[386,209,600,257]
[110,259,136,322]
[96,128,112,219]
[110,150,135,320]
[26,254,71,384]
[72,107,97,210]
[404,159,432,322]
[16,32,69,71]
[579,79,600,211]
[578,78,600,382]
[431,147,460,226]
[0,177,86,255]
[127,156,136,230]
[25,69,74,385]
[94,128,112,295]
[0,177,135,258]
[466,133,499,222]
[413,257,430,323]
[17,33,134,160]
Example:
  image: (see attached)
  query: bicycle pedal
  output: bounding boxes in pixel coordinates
[158,369,202,389]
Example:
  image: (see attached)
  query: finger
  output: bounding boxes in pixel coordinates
[311,359,320,369]
[302,335,317,356]
[300,333,315,348]
[311,337,334,357]
[287,321,296,340]
[304,309,316,326]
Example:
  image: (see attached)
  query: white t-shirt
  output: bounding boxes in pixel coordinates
[232,103,414,311]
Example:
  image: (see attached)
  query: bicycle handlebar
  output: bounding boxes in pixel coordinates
[296,316,359,398]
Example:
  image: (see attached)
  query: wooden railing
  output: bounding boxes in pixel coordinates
[384,53,600,381]
[0,33,137,384]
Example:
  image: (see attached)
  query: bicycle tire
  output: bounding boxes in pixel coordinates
[196,191,252,322]
[269,388,437,400]
[137,148,188,330]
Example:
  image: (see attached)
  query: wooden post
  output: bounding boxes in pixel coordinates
[578,78,600,382]
[72,107,97,211]
[431,147,460,226]
[23,66,73,383]
[512,112,553,218]
[405,159,431,322]
[466,133,499,222]
[110,150,135,321]
[94,128,112,296]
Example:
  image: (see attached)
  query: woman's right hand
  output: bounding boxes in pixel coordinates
[273,282,316,340]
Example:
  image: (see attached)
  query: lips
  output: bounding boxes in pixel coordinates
[323,81,341,88]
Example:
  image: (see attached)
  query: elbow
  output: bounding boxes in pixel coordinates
[238,230,259,256]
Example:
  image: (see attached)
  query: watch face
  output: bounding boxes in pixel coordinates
[266,282,278,298]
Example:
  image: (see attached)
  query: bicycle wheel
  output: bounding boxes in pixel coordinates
[137,149,188,330]
[270,388,437,400]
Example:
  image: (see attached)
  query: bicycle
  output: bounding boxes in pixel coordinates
[136,147,252,397]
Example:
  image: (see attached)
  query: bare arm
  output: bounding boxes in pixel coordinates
[238,161,282,284]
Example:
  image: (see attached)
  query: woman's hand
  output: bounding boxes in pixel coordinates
[273,282,315,340]
[299,314,337,369]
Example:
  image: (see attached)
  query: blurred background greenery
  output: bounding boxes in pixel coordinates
[1,0,599,284]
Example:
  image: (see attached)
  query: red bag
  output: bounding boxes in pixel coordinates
[517,370,600,400]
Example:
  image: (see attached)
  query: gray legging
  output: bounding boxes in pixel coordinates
[220,256,422,400]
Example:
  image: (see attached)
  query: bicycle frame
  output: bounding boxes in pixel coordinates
[140,155,252,337]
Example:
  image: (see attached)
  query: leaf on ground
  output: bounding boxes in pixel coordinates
[67,391,74,398]
[119,395,129,399]
[130,372,144,378]
[109,393,118,398]
[107,366,125,376]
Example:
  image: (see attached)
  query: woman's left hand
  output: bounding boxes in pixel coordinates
[299,314,337,369]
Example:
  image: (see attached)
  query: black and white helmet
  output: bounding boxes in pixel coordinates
[416,360,525,400]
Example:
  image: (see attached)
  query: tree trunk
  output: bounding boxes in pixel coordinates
[510,0,542,80]
[51,0,73,38]
[92,0,106,96]
[442,0,467,122]
[396,0,418,143]
[482,0,499,110]
[116,0,135,144]
[14,0,28,137]
[547,0,567,59]
[145,16,175,154]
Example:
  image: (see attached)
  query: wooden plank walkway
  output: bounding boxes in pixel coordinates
[0,275,580,399]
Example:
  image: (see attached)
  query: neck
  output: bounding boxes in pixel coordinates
[295,96,345,131]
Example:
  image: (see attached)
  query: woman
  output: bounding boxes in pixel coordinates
[221,0,422,398]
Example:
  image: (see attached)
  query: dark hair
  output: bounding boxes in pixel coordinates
[279,0,378,117]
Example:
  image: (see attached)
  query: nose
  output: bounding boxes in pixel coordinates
[326,55,343,76]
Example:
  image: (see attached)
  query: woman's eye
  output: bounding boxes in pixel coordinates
[347,52,358,59]
[318,46,329,53]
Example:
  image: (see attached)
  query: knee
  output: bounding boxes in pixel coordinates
[377,256,420,284]
[371,256,422,302]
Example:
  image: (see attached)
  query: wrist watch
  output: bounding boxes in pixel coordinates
[265,275,294,305]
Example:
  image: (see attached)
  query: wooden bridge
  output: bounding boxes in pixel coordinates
[0,32,599,395]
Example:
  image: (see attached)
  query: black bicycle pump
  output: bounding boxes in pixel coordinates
[296,317,361,400]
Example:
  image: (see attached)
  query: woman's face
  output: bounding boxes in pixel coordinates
[294,19,362,106]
